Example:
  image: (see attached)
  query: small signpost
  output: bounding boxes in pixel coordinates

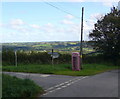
[48,49,59,65]
[48,52,59,58]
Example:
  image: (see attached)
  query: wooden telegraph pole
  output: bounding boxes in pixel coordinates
[80,7,84,70]
[52,49,54,66]
[15,51,17,67]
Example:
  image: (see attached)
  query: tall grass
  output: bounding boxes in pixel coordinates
[2,74,44,98]
[2,64,119,76]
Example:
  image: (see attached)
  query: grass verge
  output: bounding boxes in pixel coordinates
[2,74,44,99]
[2,64,119,76]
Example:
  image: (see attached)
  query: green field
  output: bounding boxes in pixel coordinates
[2,64,119,76]
[2,74,44,98]
[2,41,94,54]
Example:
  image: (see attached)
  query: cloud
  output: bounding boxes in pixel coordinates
[68,0,84,2]
[102,2,115,7]
[2,18,95,42]
[45,23,54,28]
[2,0,119,2]
[10,19,25,25]
[82,13,105,40]
[10,25,31,33]
[41,23,55,33]
[65,14,74,19]
[30,24,41,29]
[90,13,104,20]
[118,1,120,10]
[98,0,116,1]
[8,19,31,33]
[0,23,5,27]
[2,19,42,33]
[61,19,74,25]
[2,14,99,42]
[53,0,119,2]
[2,0,84,2]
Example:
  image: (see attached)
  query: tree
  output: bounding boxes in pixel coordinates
[89,7,120,63]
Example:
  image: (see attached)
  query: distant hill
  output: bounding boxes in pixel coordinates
[2,41,94,54]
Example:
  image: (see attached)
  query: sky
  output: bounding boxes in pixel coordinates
[0,0,119,43]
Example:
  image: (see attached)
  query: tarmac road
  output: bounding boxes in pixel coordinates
[3,69,119,98]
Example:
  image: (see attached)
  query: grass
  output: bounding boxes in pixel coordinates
[55,64,119,76]
[2,74,44,99]
[2,64,119,76]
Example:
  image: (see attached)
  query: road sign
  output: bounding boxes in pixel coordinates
[48,52,58,55]
[51,54,59,59]
[48,52,59,59]
[48,49,60,65]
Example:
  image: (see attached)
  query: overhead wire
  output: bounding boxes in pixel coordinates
[43,1,80,19]
[42,0,82,43]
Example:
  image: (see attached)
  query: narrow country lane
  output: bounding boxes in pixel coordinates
[3,70,119,98]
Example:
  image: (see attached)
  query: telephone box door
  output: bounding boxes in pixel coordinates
[72,52,80,71]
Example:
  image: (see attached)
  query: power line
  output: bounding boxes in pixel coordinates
[43,1,80,19]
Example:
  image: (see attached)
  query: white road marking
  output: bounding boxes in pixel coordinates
[43,76,88,96]
[39,75,50,77]
[56,87,62,90]
[45,77,80,91]
[17,73,29,75]
[61,85,67,88]
[13,72,50,77]
[66,83,71,86]
[3,72,50,77]
[45,87,54,91]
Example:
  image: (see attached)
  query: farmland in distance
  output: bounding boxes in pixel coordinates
[2,41,94,54]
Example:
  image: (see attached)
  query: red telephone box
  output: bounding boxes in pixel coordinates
[72,52,80,71]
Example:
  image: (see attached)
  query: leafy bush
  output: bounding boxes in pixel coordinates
[83,54,120,65]
[2,50,119,66]
[2,50,71,65]
[83,54,104,64]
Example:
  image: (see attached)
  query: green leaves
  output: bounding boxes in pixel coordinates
[89,7,120,64]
